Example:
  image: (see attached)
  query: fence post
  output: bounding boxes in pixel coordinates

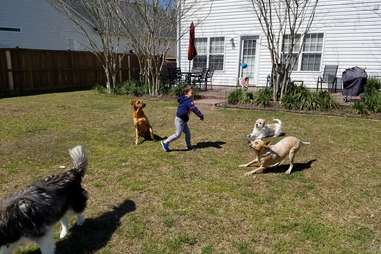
[128,54,131,81]
[5,50,14,91]
[70,51,75,87]
[119,54,122,83]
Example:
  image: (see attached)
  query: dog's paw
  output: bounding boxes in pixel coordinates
[244,172,253,176]
[239,164,247,168]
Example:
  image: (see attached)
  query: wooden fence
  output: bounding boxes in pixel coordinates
[0,48,140,96]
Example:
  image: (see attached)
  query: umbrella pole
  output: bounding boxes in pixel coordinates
[188,61,191,85]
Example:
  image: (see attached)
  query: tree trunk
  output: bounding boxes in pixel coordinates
[111,72,117,92]
[104,67,111,94]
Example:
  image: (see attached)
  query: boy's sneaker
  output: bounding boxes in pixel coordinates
[186,146,193,151]
[161,141,170,152]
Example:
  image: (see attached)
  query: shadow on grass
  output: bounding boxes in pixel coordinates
[48,199,136,254]
[153,134,167,141]
[140,134,167,144]
[169,141,226,152]
[265,159,317,174]
[193,141,226,150]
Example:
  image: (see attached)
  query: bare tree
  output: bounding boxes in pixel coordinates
[117,0,213,96]
[50,0,125,93]
[249,0,319,101]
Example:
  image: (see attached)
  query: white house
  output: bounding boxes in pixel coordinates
[0,0,177,59]
[0,0,92,51]
[178,0,381,88]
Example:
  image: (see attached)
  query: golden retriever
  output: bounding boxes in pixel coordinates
[131,99,154,145]
[239,136,310,175]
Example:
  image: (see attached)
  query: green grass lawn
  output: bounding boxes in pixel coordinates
[0,91,380,254]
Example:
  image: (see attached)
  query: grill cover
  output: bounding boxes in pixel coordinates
[342,66,367,96]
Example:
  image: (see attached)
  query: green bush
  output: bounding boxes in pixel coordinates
[227,89,245,104]
[352,78,381,114]
[281,86,337,111]
[254,88,272,107]
[363,92,381,112]
[315,91,338,110]
[165,83,202,99]
[114,81,148,96]
[352,101,368,115]
[364,78,381,94]
[227,89,253,104]
[227,88,272,106]
[94,84,108,94]
[169,83,188,97]
[94,81,148,96]
[242,91,255,104]
[159,83,172,95]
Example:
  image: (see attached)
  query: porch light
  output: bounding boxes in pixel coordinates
[230,38,235,48]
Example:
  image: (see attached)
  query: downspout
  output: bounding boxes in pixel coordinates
[177,0,182,68]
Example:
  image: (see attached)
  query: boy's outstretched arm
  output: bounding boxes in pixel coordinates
[190,103,204,120]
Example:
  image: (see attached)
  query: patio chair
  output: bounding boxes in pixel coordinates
[195,68,214,90]
[190,67,204,88]
[175,68,183,84]
[316,65,338,92]
[204,69,214,90]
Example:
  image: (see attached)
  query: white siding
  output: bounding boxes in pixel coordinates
[179,0,381,88]
[0,0,92,51]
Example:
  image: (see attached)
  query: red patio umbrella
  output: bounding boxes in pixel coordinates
[187,22,197,72]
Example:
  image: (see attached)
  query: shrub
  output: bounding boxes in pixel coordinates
[242,91,255,104]
[352,101,368,115]
[114,81,148,96]
[227,88,272,106]
[281,85,337,111]
[315,91,338,111]
[226,89,254,104]
[169,83,188,97]
[227,89,245,104]
[362,90,381,113]
[352,78,381,114]
[159,83,172,95]
[94,84,108,94]
[254,88,272,107]
[364,78,381,94]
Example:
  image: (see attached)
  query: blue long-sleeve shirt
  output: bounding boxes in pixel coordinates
[176,96,203,122]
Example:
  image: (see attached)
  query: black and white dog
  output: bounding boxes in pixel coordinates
[0,145,88,254]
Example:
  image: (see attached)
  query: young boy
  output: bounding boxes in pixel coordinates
[161,86,204,152]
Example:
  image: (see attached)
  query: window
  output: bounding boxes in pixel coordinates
[192,37,225,71]
[282,34,301,71]
[209,37,225,71]
[301,33,324,71]
[193,38,207,69]
[281,33,324,72]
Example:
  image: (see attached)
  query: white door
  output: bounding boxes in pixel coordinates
[239,37,257,86]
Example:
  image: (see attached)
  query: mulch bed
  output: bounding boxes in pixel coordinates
[216,102,381,120]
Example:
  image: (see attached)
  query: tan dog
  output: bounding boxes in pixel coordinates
[247,118,283,139]
[239,136,310,175]
[131,99,154,145]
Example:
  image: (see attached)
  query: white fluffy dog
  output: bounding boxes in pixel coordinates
[248,118,283,139]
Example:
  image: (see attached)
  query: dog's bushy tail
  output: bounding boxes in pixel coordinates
[69,145,88,177]
[273,119,282,125]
